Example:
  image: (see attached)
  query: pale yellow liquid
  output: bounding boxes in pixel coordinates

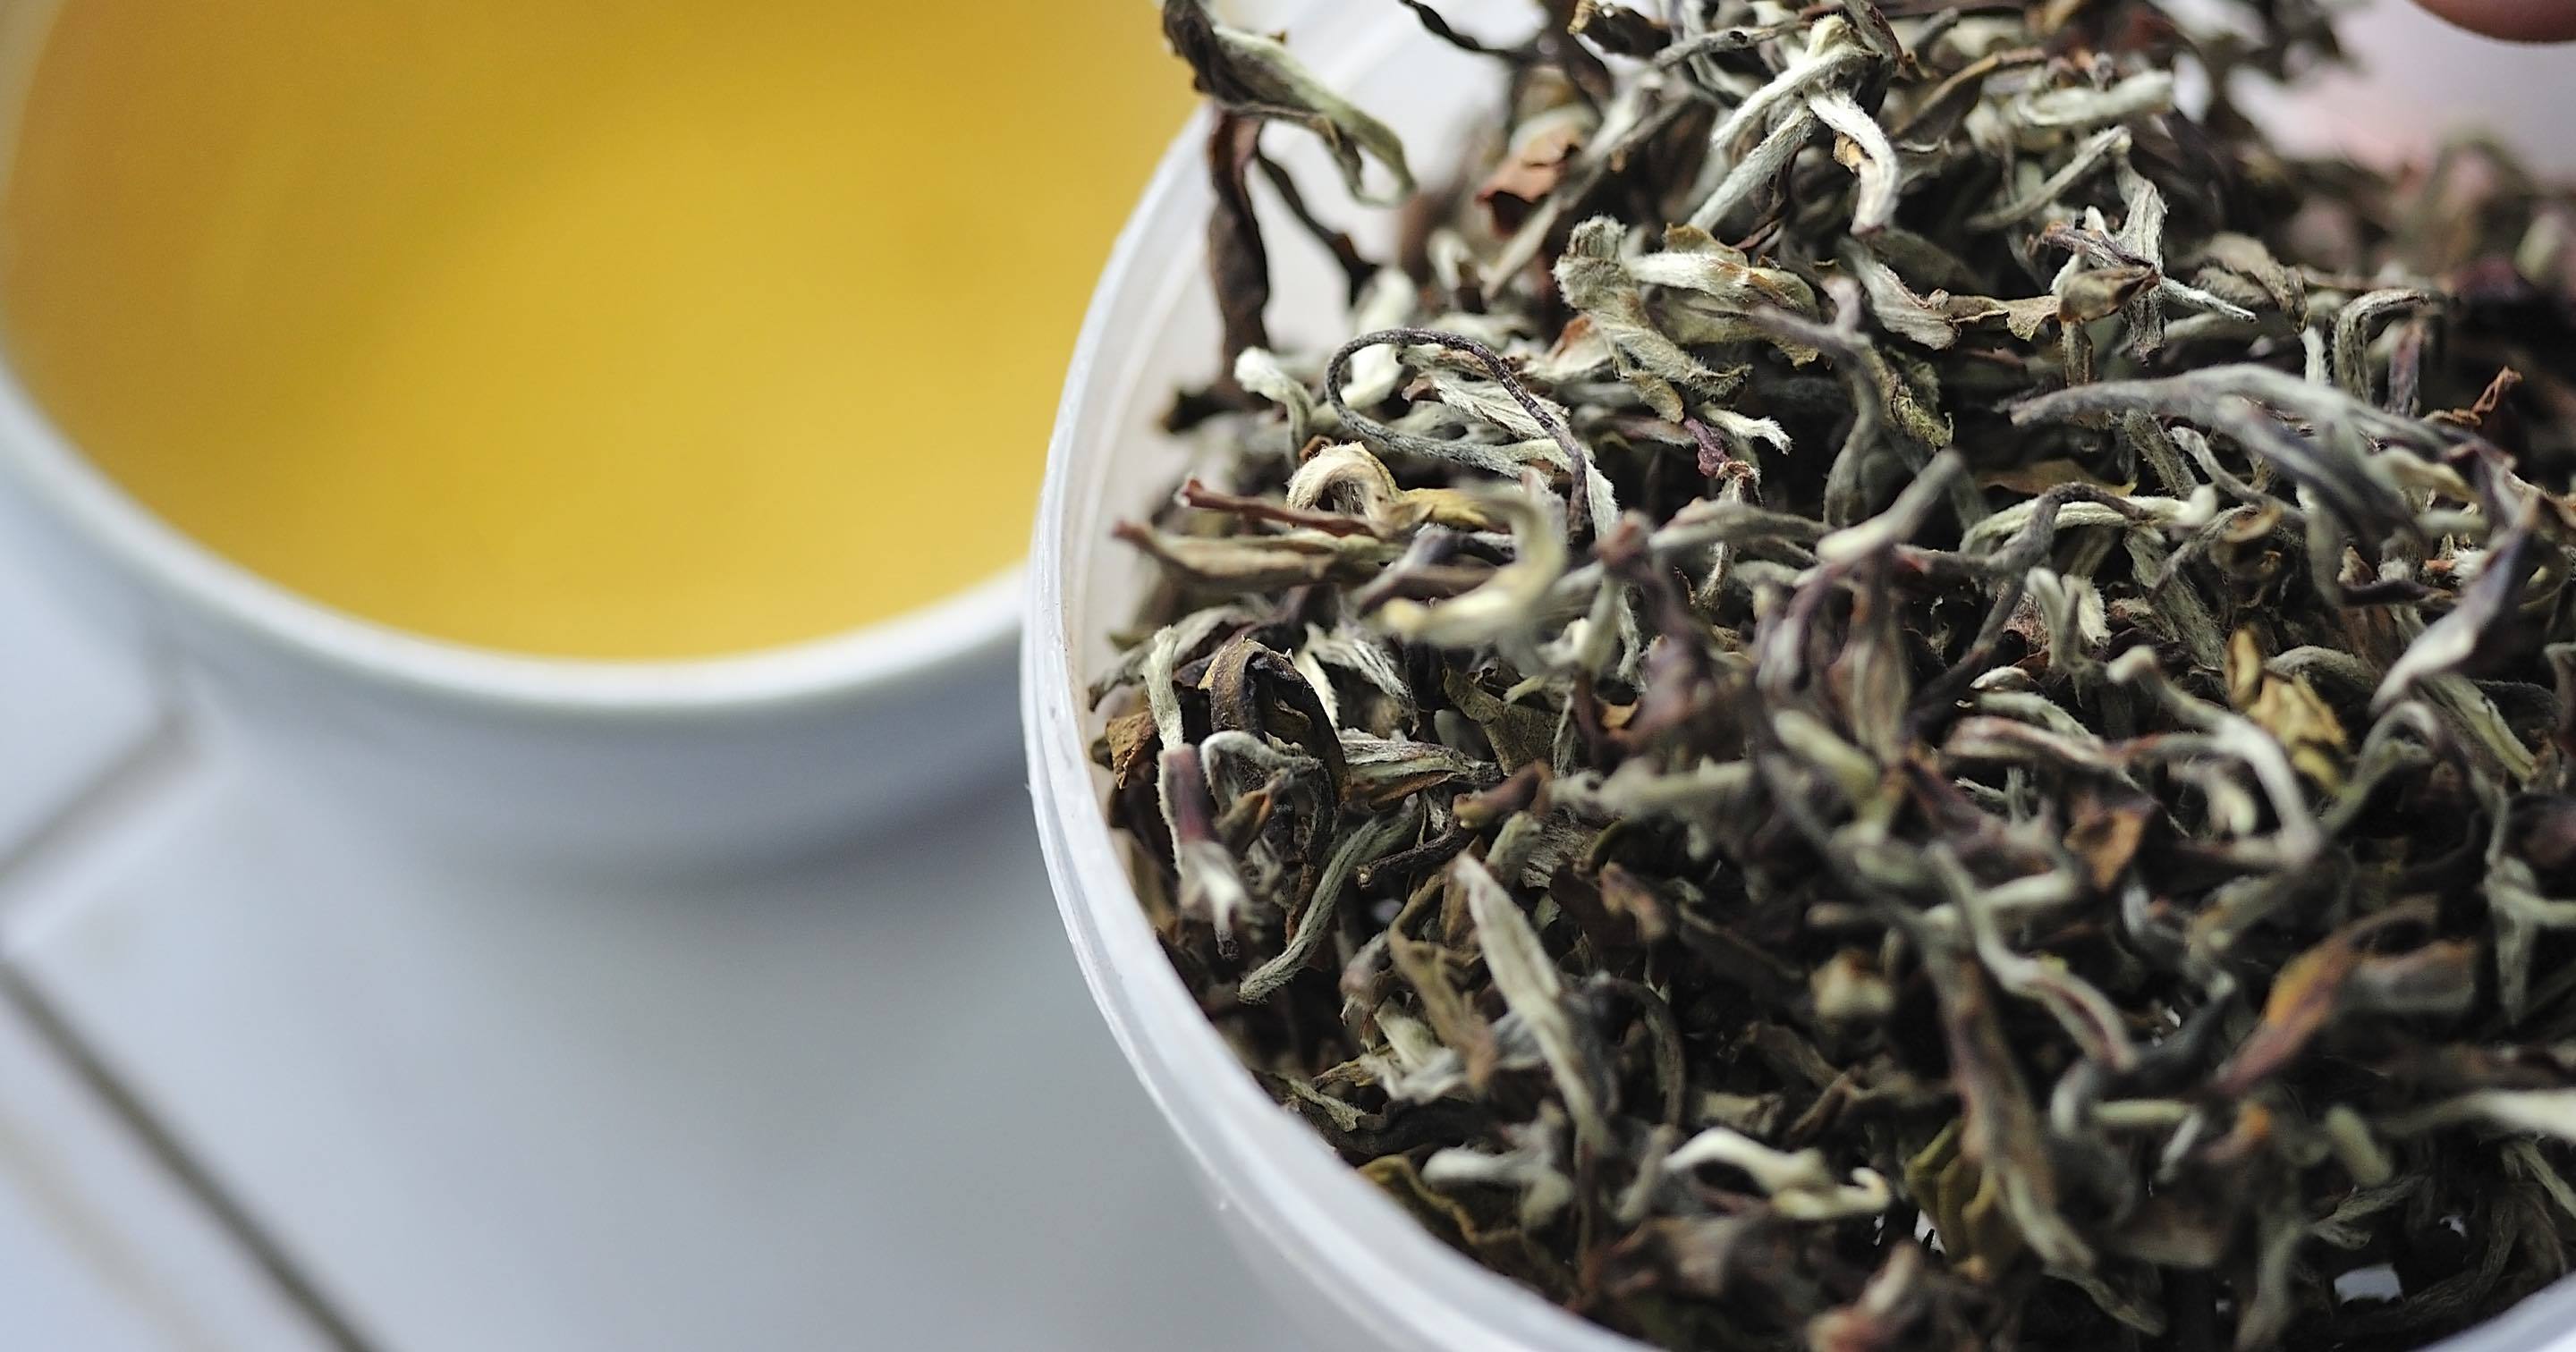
[0,1,1186,657]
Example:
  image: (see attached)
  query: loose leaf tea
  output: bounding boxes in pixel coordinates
[1097,2,2576,1348]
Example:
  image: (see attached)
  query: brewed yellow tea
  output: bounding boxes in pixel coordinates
[0,0,1186,657]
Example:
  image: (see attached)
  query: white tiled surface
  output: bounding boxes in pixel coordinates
[0,1001,329,1352]
[0,539,321,1352]
[0,537,1306,1350]
[0,546,157,858]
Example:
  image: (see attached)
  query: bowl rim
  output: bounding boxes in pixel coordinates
[1021,8,1648,1348]
[0,0,1021,719]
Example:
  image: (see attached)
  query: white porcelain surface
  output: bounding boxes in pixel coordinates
[9,763,1311,1352]
[1024,7,2576,1352]
[0,1001,329,1352]
[0,537,325,1352]
[0,529,157,855]
[0,528,1312,1352]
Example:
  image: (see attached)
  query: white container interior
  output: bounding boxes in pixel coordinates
[1025,5,2576,1350]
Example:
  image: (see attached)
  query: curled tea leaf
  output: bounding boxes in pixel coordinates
[1455,852,1613,1153]
[1108,3,2576,1345]
[1160,1,1414,205]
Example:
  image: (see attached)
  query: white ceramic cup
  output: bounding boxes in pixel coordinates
[1027,4,2576,1348]
[0,1,1021,869]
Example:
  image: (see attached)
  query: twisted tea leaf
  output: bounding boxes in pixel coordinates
[1101,3,2576,1348]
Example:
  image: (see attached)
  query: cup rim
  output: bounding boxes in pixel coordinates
[0,0,1021,718]
[0,333,1024,717]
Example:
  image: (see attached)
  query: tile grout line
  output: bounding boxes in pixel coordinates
[0,1028,244,1352]
[0,707,192,918]
[0,716,377,1352]
[0,969,377,1352]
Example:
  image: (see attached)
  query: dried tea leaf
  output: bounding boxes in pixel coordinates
[2226,630,2351,790]
[1103,3,2576,1346]
[1455,854,1612,1151]
[1160,1,1414,205]
[1238,806,1417,1001]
